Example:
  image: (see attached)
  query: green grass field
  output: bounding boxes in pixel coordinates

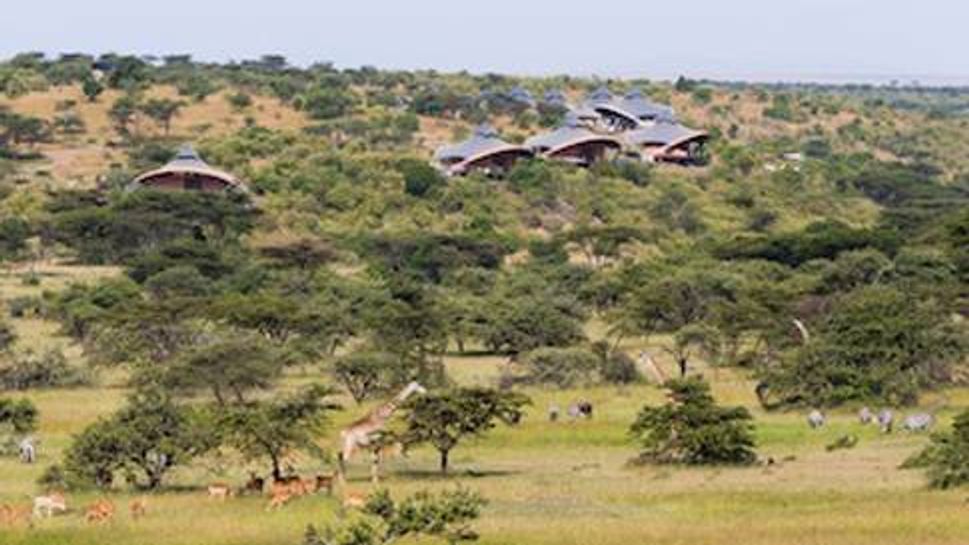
[1,269,967,545]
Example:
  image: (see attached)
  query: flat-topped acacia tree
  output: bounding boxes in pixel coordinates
[397,387,529,474]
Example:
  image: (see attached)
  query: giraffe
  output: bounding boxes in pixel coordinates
[637,351,668,385]
[338,381,426,481]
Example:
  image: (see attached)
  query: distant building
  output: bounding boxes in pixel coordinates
[434,125,533,176]
[625,122,709,165]
[508,86,536,107]
[542,89,568,107]
[525,113,621,166]
[129,145,247,193]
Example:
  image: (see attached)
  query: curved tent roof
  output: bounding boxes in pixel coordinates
[434,124,532,171]
[509,86,536,105]
[618,89,677,122]
[542,88,567,106]
[525,113,622,155]
[131,145,245,191]
[585,86,614,104]
[625,122,708,149]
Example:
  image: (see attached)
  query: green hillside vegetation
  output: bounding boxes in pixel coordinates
[0,52,967,545]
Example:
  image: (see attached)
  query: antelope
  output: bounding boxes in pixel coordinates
[33,492,67,518]
[2,503,32,526]
[858,406,873,425]
[314,473,335,495]
[85,499,115,524]
[129,497,147,519]
[342,490,367,510]
[878,409,894,433]
[207,482,233,501]
[243,472,265,495]
[266,488,292,511]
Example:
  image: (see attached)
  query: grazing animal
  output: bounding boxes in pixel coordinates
[266,489,292,511]
[567,403,582,420]
[18,438,36,464]
[243,472,265,495]
[858,407,873,425]
[637,351,668,384]
[877,409,894,433]
[577,400,593,419]
[207,483,233,501]
[339,381,426,477]
[129,497,147,519]
[2,503,32,526]
[342,491,367,510]
[32,493,67,518]
[84,499,115,524]
[807,410,826,429]
[902,413,934,432]
[314,473,335,495]
[548,404,560,422]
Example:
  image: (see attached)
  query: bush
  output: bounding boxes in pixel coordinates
[516,347,599,389]
[0,349,93,390]
[903,409,969,489]
[399,158,445,198]
[630,377,757,465]
[331,351,403,404]
[599,350,641,385]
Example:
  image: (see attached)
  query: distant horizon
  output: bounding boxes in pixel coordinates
[5,50,969,89]
[2,1,966,88]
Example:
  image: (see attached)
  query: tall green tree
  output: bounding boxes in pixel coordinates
[397,388,529,474]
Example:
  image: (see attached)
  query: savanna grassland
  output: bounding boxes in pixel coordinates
[0,53,967,545]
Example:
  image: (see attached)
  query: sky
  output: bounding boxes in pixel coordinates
[1,1,967,84]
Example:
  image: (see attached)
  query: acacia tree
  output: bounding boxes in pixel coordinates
[630,377,756,465]
[63,389,215,489]
[140,98,184,135]
[397,388,529,474]
[220,384,340,480]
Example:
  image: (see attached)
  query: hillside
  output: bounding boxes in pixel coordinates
[0,53,967,545]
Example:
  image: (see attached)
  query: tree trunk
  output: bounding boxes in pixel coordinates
[270,452,282,480]
[439,449,450,474]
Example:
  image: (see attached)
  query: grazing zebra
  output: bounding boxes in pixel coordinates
[858,407,873,425]
[18,438,35,464]
[807,410,826,429]
[577,400,593,419]
[548,404,560,422]
[877,409,894,433]
[902,413,934,432]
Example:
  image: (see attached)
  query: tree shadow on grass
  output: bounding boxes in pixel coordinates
[392,468,522,481]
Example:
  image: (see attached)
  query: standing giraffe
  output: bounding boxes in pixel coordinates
[637,351,668,385]
[338,381,426,481]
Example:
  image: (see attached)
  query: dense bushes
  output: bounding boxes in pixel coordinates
[715,220,898,267]
[759,286,966,407]
[511,346,640,388]
[0,349,92,390]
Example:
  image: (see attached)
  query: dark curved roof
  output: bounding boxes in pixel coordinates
[525,113,622,155]
[625,122,708,149]
[131,145,245,191]
[585,86,614,104]
[434,124,532,170]
[542,88,567,106]
[509,86,535,105]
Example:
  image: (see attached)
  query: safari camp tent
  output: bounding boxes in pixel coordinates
[583,88,677,132]
[525,113,621,166]
[129,145,246,193]
[625,122,709,165]
[435,124,533,176]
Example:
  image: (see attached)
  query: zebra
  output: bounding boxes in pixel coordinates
[858,407,873,425]
[548,404,560,423]
[807,410,825,429]
[877,409,894,433]
[902,413,934,432]
[18,437,36,464]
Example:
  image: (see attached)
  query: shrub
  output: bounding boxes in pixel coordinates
[630,377,757,465]
[598,350,641,385]
[399,158,445,198]
[902,409,969,489]
[517,347,600,388]
[0,349,93,390]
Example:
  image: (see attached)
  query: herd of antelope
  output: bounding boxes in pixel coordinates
[1,492,146,527]
[205,471,340,511]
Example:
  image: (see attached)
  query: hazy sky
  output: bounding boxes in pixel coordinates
[2,1,966,84]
